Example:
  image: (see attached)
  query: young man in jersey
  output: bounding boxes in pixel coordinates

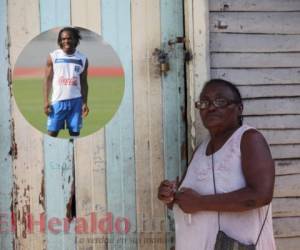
[43,27,89,137]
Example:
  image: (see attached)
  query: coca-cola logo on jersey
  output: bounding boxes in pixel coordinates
[58,76,78,85]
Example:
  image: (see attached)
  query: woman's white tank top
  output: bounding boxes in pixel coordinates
[173,125,276,250]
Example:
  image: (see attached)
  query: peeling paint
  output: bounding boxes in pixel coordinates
[10,188,17,250]
[7,68,12,94]
[216,20,228,30]
[66,177,76,222]
[39,172,45,210]
[66,150,76,222]
[21,206,27,239]
[221,4,230,11]
[11,173,18,247]
[9,119,17,160]
[7,24,17,166]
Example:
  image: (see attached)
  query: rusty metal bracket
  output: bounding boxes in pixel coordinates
[168,36,193,63]
[168,36,186,46]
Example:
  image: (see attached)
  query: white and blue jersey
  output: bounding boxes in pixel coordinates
[50,49,87,103]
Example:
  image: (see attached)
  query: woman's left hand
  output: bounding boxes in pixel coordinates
[174,187,202,213]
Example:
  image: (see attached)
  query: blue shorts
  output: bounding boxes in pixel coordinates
[47,97,82,133]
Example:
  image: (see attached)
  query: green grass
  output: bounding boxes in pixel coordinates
[13,76,124,138]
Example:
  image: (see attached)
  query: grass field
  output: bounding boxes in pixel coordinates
[13,76,124,138]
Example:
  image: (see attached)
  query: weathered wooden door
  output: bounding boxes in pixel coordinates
[0,0,186,250]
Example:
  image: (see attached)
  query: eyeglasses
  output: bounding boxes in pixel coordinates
[195,98,239,110]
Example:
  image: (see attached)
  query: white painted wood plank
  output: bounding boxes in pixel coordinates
[239,85,300,99]
[243,98,300,115]
[211,68,300,85]
[276,237,300,250]
[243,98,300,116]
[275,159,300,176]
[260,129,300,145]
[8,0,44,249]
[12,101,45,250]
[211,53,300,68]
[71,3,107,250]
[8,0,40,69]
[271,144,300,160]
[210,33,300,52]
[210,0,300,12]
[184,0,210,158]
[273,198,300,217]
[70,0,101,33]
[210,12,300,34]
[274,175,300,197]
[75,132,107,250]
[273,217,300,238]
[245,115,300,129]
[132,0,166,249]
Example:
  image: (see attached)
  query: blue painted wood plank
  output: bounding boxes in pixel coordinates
[161,0,186,249]
[102,0,137,249]
[40,2,75,249]
[44,137,75,250]
[0,0,13,249]
[40,0,71,31]
[161,0,185,179]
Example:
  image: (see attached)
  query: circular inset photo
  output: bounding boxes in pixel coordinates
[13,27,125,138]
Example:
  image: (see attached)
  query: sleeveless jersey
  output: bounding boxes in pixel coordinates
[50,49,87,103]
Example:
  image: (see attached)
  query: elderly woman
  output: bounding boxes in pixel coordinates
[158,79,276,250]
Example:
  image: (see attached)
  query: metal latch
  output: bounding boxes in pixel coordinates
[152,36,193,76]
[152,48,170,75]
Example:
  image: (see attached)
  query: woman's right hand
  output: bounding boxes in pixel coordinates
[158,180,177,205]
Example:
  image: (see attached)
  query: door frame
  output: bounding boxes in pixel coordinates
[184,0,210,160]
